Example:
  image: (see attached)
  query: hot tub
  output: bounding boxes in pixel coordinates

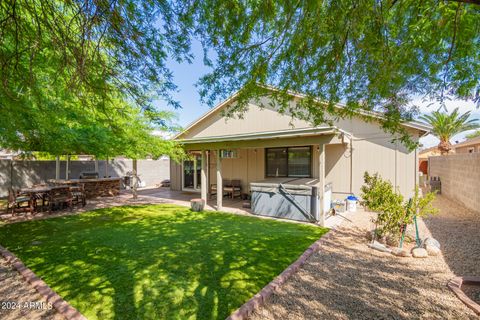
[250,178,332,222]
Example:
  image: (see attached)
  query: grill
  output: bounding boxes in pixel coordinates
[79,172,99,179]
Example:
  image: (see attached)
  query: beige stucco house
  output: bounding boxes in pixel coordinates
[171,90,430,225]
[453,135,480,153]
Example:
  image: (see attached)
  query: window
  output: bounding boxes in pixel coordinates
[266,146,311,177]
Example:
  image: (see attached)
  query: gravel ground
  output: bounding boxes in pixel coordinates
[0,257,63,320]
[251,195,479,319]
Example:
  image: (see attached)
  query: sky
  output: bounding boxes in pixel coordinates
[157,40,480,148]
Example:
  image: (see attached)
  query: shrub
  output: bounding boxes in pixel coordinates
[361,172,438,239]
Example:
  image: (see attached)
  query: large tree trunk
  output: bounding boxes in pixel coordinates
[438,140,452,155]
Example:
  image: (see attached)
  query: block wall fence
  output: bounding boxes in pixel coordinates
[429,153,480,214]
[0,158,170,197]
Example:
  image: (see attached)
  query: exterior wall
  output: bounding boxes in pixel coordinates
[0,159,170,197]
[429,153,480,213]
[175,97,422,199]
[455,144,480,154]
[181,103,312,139]
[170,160,183,191]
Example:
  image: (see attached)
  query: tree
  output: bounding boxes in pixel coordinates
[0,0,184,159]
[184,0,480,149]
[420,108,479,153]
[466,130,480,139]
[1,1,479,152]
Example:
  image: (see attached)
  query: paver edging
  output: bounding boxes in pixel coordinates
[447,276,480,315]
[0,245,87,320]
[226,228,338,320]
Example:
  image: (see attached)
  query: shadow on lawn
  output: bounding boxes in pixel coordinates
[0,204,327,320]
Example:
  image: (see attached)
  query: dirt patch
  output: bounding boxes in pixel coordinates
[250,195,478,319]
[0,257,63,320]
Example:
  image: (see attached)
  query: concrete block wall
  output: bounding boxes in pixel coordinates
[0,158,170,197]
[429,153,480,213]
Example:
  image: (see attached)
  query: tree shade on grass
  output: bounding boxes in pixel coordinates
[0,204,328,319]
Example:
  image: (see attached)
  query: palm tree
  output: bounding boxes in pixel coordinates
[420,108,479,154]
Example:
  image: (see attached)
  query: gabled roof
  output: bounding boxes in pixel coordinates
[174,86,431,140]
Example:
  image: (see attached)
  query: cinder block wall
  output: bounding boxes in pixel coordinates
[429,153,480,213]
[0,158,170,197]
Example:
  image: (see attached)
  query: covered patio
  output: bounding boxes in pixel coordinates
[171,127,349,226]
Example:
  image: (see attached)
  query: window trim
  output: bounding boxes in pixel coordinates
[265,146,312,178]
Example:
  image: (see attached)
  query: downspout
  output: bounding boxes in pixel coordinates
[350,137,353,194]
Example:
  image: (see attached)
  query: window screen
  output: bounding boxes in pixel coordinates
[288,147,311,177]
[266,146,311,177]
[266,148,288,177]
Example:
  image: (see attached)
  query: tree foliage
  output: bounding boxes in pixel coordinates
[1,1,479,154]
[0,0,186,158]
[465,129,480,139]
[420,107,479,153]
[184,0,479,148]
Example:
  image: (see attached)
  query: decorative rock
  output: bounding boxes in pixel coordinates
[391,248,411,257]
[190,198,205,212]
[411,247,428,258]
[368,241,392,253]
[425,244,441,256]
[422,237,440,249]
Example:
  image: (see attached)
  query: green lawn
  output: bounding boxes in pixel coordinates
[0,204,328,319]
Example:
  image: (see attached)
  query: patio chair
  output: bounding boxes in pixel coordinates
[7,189,33,216]
[210,179,231,199]
[48,186,73,213]
[223,179,242,199]
[70,184,86,207]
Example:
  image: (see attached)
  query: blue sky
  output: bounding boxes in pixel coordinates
[158,41,479,148]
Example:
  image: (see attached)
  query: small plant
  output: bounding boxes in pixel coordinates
[361,172,438,241]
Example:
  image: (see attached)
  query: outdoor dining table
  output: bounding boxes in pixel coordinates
[20,186,62,213]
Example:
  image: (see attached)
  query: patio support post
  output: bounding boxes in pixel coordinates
[318,144,325,226]
[105,156,109,178]
[216,150,223,211]
[132,159,138,200]
[55,156,60,179]
[65,154,70,180]
[201,150,207,204]
[94,157,99,174]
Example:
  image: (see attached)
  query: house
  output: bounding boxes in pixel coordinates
[453,136,480,154]
[418,146,444,175]
[171,89,430,225]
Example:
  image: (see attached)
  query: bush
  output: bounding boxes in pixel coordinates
[361,172,438,239]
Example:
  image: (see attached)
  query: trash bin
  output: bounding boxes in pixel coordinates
[346,195,358,212]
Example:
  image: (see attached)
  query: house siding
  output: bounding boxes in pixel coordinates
[172,98,421,199]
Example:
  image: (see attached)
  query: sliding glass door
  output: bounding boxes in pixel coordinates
[183,153,203,191]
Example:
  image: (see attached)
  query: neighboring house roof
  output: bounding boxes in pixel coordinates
[418,146,444,159]
[174,86,431,140]
[453,136,480,149]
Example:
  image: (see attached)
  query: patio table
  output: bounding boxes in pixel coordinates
[20,186,64,213]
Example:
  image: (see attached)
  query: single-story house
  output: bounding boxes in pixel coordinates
[418,146,444,175]
[171,89,430,225]
[453,135,480,154]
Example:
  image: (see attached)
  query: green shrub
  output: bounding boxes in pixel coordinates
[361,172,438,239]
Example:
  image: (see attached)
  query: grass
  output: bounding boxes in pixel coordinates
[0,204,328,319]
